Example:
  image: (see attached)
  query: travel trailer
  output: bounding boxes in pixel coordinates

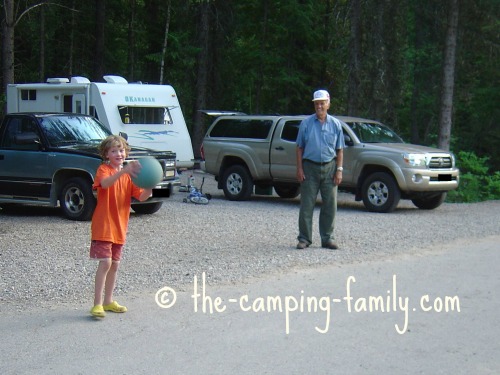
[6,75,194,168]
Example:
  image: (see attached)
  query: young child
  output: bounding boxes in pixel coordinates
[89,135,153,317]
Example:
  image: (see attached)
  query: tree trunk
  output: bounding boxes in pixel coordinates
[348,0,361,115]
[438,0,459,151]
[254,2,269,114]
[127,0,136,81]
[2,0,16,93]
[159,0,172,85]
[68,0,76,77]
[93,0,106,80]
[192,1,210,160]
[410,3,424,144]
[39,6,45,81]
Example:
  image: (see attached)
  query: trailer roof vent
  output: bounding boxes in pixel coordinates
[46,78,69,84]
[71,76,91,84]
[103,75,128,84]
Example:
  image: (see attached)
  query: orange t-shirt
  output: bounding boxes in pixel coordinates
[91,163,144,244]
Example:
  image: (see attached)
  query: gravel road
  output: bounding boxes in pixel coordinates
[1,170,499,312]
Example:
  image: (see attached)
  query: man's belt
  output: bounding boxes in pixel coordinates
[303,159,334,166]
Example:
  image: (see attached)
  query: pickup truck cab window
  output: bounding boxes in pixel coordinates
[281,121,301,142]
[1,117,41,150]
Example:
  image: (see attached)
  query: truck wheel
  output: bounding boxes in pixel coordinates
[222,165,253,201]
[60,177,96,221]
[274,184,300,199]
[131,201,163,214]
[361,172,400,213]
[412,192,446,210]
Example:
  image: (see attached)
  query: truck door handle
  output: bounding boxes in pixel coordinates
[275,146,284,151]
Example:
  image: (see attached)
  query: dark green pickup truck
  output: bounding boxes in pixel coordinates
[0,113,178,220]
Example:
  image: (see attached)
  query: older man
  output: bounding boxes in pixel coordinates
[295,89,345,250]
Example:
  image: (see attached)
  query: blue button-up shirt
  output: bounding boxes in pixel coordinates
[296,114,345,163]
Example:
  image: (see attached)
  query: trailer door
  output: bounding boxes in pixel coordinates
[72,94,86,114]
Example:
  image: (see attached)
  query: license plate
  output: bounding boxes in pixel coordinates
[438,174,452,181]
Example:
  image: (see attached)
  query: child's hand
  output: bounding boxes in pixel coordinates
[123,160,142,178]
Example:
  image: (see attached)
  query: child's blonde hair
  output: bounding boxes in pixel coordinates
[99,135,131,161]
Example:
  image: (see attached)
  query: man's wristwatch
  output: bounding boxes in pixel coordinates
[337,167,343,172]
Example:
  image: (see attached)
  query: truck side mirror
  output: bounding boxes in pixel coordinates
[119,132,128,140]
[344,134,354,147]
[14,132,41,150]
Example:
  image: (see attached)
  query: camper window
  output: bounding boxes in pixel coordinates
[118,106,173,125]
[21,90,37,101]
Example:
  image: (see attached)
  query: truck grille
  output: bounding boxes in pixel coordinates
[429,156,452,169]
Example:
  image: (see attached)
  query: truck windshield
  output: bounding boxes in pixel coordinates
[348,121,404,143]
[39,115,111,146]
[118,106,173,125]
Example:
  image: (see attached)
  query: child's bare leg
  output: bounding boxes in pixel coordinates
[94,259,112,306]
[103,261,120,305]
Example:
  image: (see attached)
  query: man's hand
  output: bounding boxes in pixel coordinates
[297,167,305,182]
[334,170,342,186]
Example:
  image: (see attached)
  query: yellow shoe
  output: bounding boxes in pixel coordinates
[90,304,106,317]
[103,301,127,313]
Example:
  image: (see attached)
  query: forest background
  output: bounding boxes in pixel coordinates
[1,0,499,201]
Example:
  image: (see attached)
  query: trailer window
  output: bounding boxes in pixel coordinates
[21,89,37,101]
[118,106,173,125]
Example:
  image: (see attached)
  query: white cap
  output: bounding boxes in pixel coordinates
[312,89,330,101]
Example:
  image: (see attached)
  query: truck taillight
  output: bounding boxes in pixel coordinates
[200,144,205,160]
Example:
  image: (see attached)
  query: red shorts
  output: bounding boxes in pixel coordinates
[90,241,124,262]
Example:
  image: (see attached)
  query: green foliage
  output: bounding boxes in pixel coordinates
[447,151,500,203]
[1,0,498,162]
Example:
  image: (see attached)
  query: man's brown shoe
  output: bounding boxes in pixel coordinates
[322,240,339,250]
[296,241,309,249]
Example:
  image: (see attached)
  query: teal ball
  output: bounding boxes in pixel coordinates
[132,157,163,188]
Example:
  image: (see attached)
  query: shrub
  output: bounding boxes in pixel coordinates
[446,151,500,202]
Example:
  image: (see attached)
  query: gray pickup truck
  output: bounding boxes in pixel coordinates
[200,114,460,212]
[0,112,179,220]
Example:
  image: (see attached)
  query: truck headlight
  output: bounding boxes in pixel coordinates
[403,153,427,167]
[162,159,175,168]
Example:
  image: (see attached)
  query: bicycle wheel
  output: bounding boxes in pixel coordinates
[190,196,209,205]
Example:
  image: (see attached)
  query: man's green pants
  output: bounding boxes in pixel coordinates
[297,160,338,245]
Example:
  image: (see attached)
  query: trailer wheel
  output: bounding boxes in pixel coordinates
[60,177,96,221]
[222,165,253,201]
[361,172,400,213]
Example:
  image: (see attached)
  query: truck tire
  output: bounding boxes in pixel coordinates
[131,201,163,214]
[222,165,253,201]
[274,184,301,199]
[412,192,446,210]
[361,172,401,213]
[60,177,96,221]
